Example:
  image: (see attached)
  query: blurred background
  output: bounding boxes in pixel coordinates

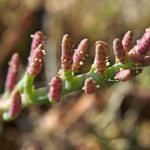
[0,0,150,149]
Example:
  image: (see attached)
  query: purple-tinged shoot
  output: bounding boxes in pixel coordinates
[27,44,45,76]
[61,34,74,71]
[93,41,108,74]
[73,39,89,72]
[115,69,142,81]
[115,70,132,81]
[30,31,45,56]
[3,90,21,121]
[129,28,150,62]
[122,31,133,52]
[113,38,126,63]
[5,53,20,92]
[48,76,62,103]
[84,78,96,94]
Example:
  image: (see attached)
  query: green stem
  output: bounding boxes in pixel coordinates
[0,61,135,113]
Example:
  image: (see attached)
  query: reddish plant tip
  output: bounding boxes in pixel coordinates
[27,45,45,76]
[115,68,142,82]
[80,39,89,48]
[94,41,108,74]
[30,31,45,56]
[48,76,62,103]
[122,31,133,52]
[5,53,20,92]
[113,38,126,63]
[72,38,89,72]
[136,28,150,55]
[84,78,96,94]
[8,90,21,118]
[115,70,131,81]
[130,27,150,57]
[61,34,74,71]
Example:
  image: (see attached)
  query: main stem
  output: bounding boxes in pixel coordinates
[0,60,135,113]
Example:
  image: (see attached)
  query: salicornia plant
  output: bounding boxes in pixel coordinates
[0,28,150,121]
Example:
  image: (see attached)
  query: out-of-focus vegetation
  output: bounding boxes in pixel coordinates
[0,0,150,150]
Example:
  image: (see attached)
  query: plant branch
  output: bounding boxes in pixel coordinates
[0,28,150,121]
